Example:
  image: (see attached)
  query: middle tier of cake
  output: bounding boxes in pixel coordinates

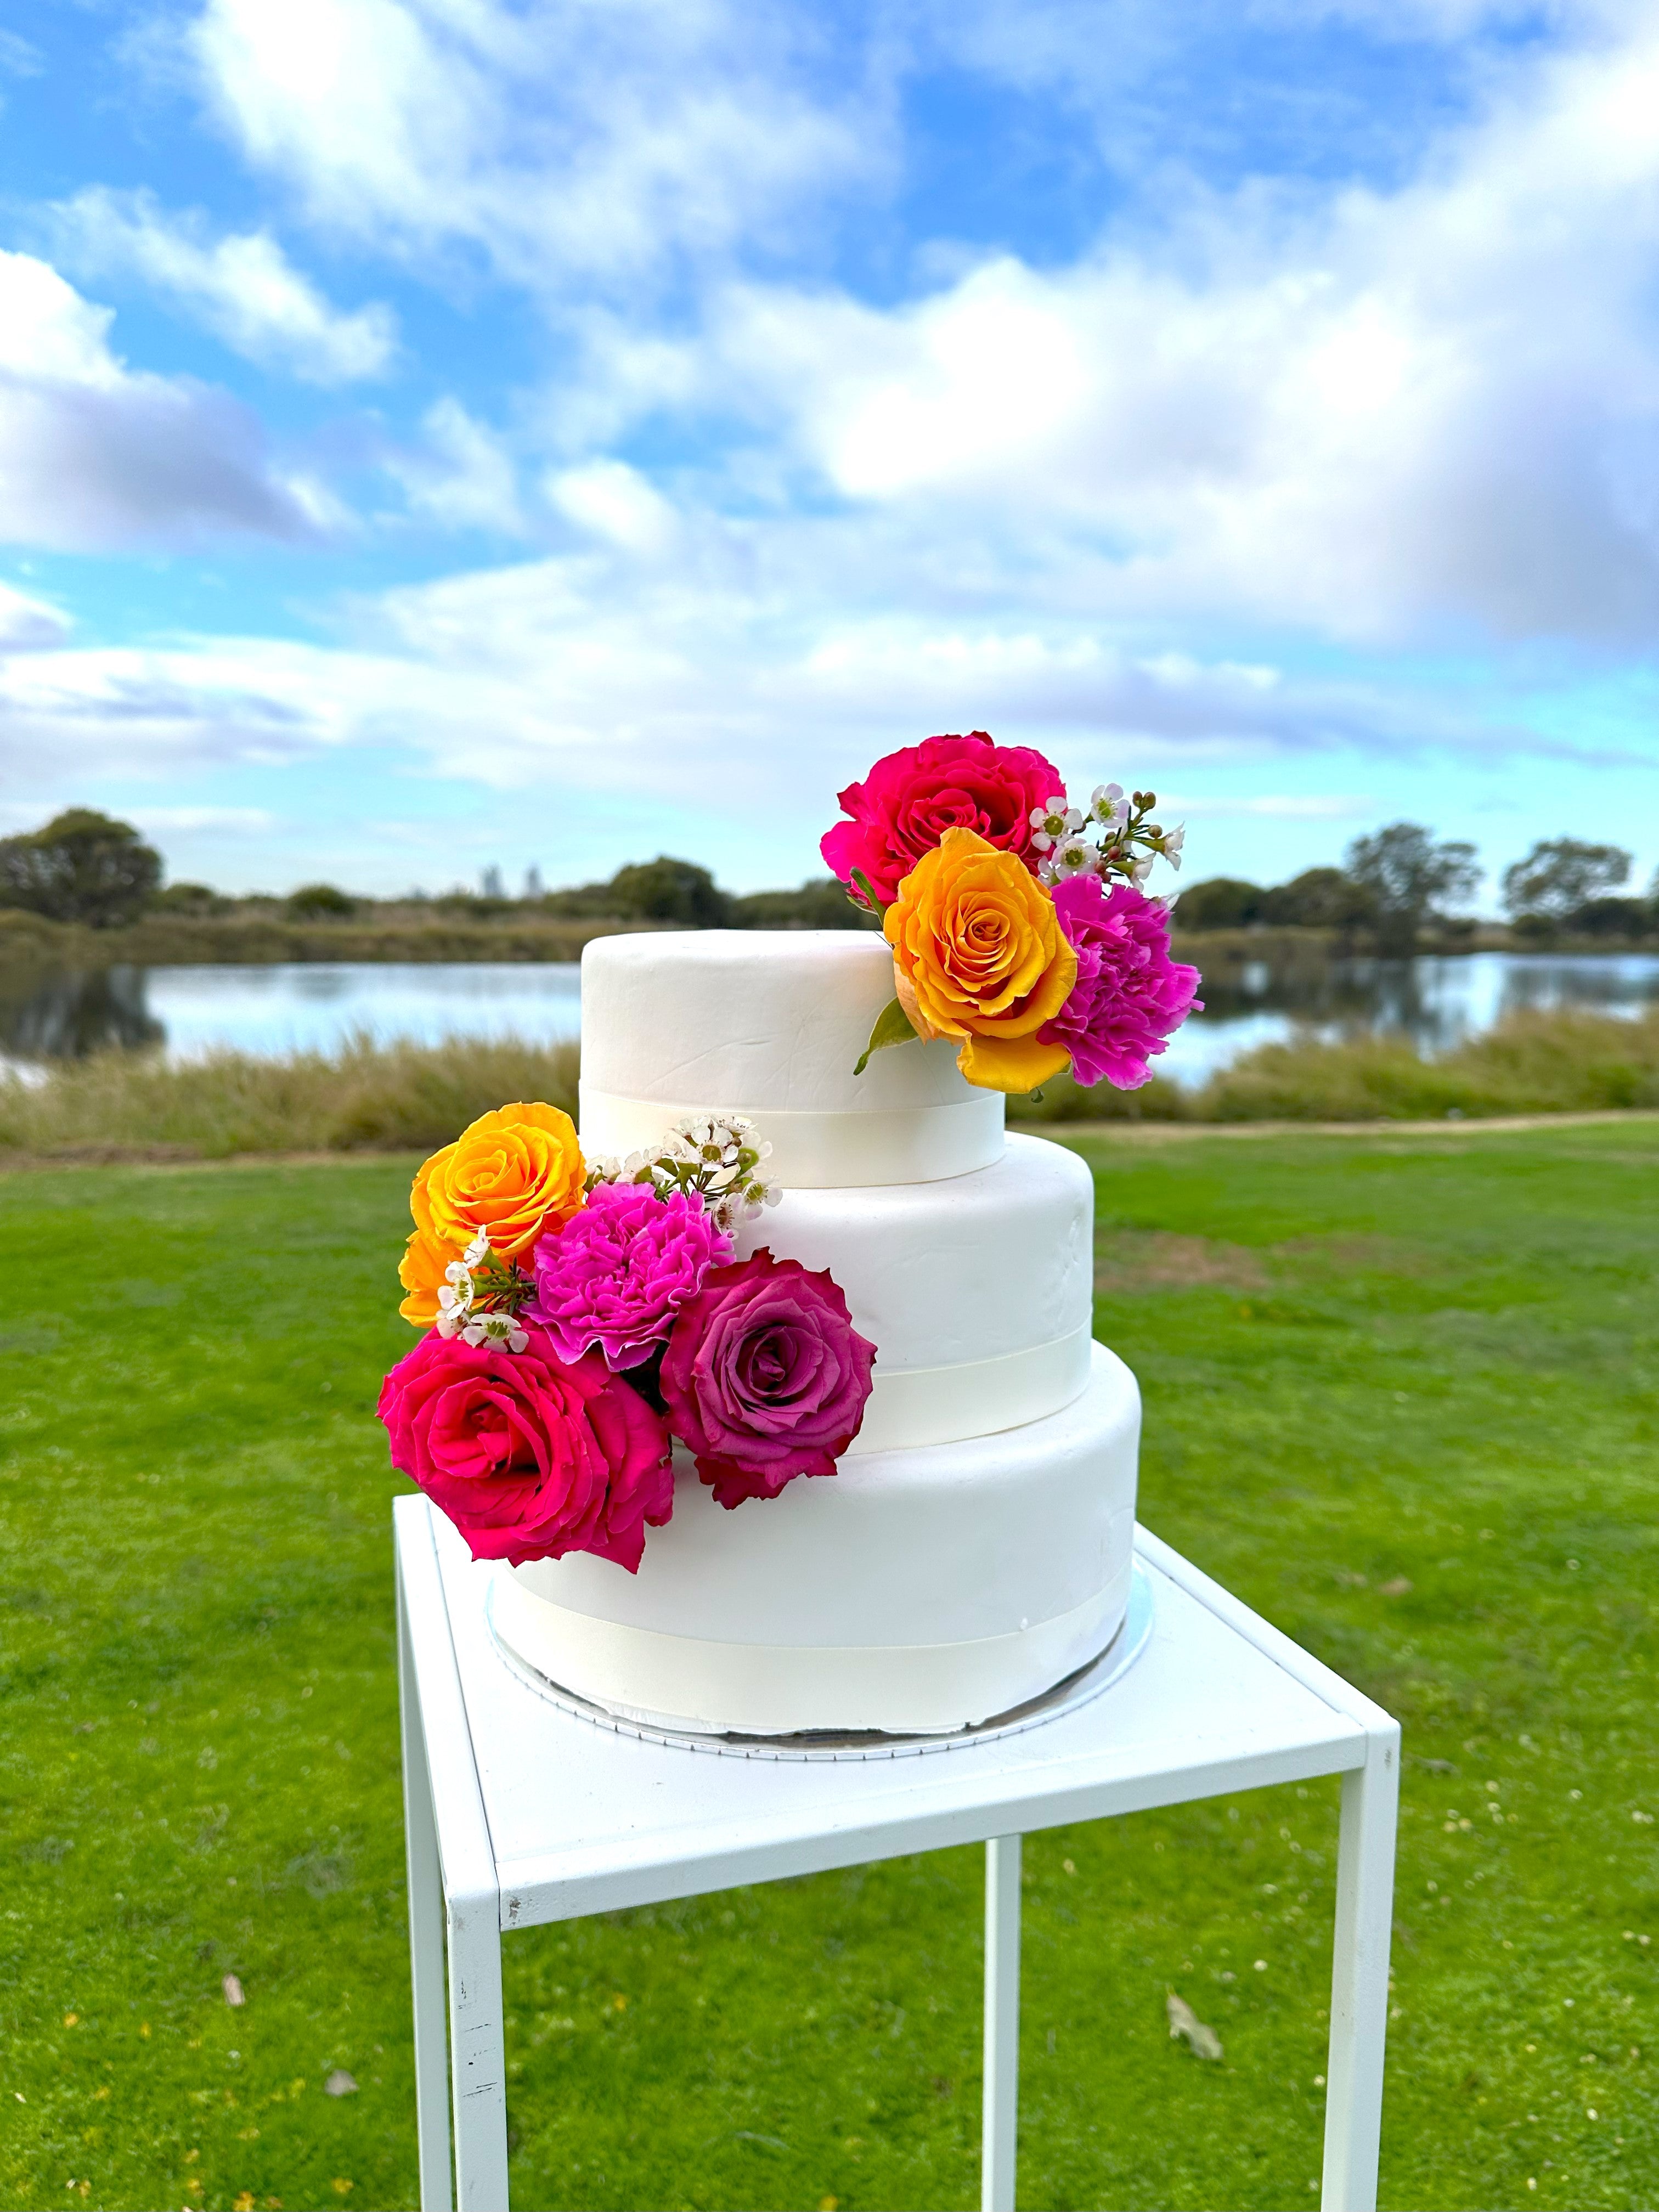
[725,1130,1094,1454]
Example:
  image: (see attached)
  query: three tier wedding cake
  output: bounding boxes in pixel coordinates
[377,734,1200,1739]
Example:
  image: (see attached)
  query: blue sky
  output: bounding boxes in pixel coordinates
[1,0,1657,901]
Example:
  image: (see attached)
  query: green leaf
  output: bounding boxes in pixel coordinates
[848,866,887,916]
[853,995,919,1076]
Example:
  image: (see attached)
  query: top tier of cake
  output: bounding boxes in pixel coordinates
[579,930,1005,1188]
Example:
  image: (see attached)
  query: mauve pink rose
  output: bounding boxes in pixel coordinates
[1039,874,1203,1089]
[821,732,1064,907]
[526,1181,733,1368]
[660,1249,877,1509]
[377,1324,673,1571]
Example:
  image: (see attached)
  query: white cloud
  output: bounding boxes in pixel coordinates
[0,249,329,549]
[387,398,525,534]
[185,0,878,291]
[55,189,397,384]
[548,16,1659,649]
[546,459,677,554]
[0,582,71,652]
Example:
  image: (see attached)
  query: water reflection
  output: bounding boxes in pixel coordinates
[1173,947,1659,1084]
[0,965,163,1059]
[2,949,1659,1085]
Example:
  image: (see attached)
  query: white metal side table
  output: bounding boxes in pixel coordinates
[394,1492,1399,2212]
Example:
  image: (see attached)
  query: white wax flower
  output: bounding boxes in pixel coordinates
[462,1311,528,1352]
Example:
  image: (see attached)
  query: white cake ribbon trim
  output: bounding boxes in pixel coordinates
[578,1082,1004,1189]
[845,1322,1094,1454]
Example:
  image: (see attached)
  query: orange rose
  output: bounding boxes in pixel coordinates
[397,1226,454,1330]
[884,827,1077,1092]
[406,1100,585,1280]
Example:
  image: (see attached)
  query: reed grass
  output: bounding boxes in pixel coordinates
[3,1007,1658,1160]
[0,1032,580,1159]
[1014,1006,1659,1125]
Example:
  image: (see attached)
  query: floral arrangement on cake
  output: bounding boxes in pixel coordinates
[377,1104,876,1570]
[823,731,1201,1095]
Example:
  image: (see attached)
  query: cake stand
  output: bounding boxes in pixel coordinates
[394,1493,1399,2212]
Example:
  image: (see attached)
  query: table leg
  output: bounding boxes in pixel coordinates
[448,1884,510,2211]
[1321,1727,1400,2212]
[982,1833,1022,2212]
[399,1575,454,2212]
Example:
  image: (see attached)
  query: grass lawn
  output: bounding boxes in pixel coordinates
[1,1127,1655,2212]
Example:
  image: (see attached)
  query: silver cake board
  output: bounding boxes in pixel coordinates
[484,1561,1155,1763]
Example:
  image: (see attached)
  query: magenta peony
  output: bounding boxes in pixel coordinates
[659,1249,876,1509]
[821,732,1064,907]
[526,1181,734,1368]
[377,1324,673,1571]
[1039,875,1203,1089]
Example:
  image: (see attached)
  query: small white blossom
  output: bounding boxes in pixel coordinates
[1089,783,1129,828]
[435,1308,464,1340]
[1131,852,1155,886]
[1160,822,1186,870]
[437,1268,475,1326]
[462,1227,492,1268]
[1029,795,1083,853]
[462,1310,529,1352]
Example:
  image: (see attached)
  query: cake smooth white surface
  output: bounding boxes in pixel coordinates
[579,929,1003,1188]
[496,1345,1140,1735]
[489,928,1140,1737]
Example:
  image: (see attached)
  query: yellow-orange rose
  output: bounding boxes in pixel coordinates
[884,827,1077,1093]
[397,1226,454,1330]
[408,1099,585,1269]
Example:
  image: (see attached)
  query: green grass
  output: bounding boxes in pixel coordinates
[1,1130,1656,2211]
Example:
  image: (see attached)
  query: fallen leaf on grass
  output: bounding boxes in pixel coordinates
[1166,1988,1223,2060]
[325,2070,358,2097]
[222,1974,245,2007]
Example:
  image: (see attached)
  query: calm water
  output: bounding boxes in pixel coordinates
[3,950,1659,1088]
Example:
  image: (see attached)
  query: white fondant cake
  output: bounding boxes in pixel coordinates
[494,929,1140,1736]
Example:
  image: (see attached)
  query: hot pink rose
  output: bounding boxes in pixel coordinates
[821,732,1064,906]
[659,1249,876,1509]
[526,1182,733,1368]
[377,1324,673,1571]
[1039,874,1202,1089]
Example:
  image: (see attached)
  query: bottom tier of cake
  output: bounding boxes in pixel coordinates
[492,1342,1141,1736]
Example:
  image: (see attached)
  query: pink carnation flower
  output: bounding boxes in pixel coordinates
[526,1182,733,1368]
[1039,876,1203,1089]
[377,1324,673,1572]
[659,1249,876,1509]
[821,731,1063,907]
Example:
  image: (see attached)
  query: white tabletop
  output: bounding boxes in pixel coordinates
[394,1494,1380,1933]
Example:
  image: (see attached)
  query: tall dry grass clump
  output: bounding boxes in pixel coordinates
[1015,1006,1659,1124]
[0,1033,580,1160]
[5,1007,1659,1160]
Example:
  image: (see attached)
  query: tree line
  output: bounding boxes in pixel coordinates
[0,806,1647,953]
[1177,824,1646,951]
[0,814,874,933]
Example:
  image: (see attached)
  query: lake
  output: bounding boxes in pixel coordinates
[3,949,1659,1088]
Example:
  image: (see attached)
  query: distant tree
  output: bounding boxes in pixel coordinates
[1344,822,1480,954]
[524,864,543,899]
[731,878,881,930]
[0,808,162,928]
[481,865,506,900]
[605,856,732,928]
[154,881,226,916]
[287,882,357,919]
[1261,866,1380,935]
[1570,895,1652,941]
[1500,838,1631,924]
[1169,877,1270,930]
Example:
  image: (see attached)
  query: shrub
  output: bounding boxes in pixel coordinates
[0,809,162,928]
